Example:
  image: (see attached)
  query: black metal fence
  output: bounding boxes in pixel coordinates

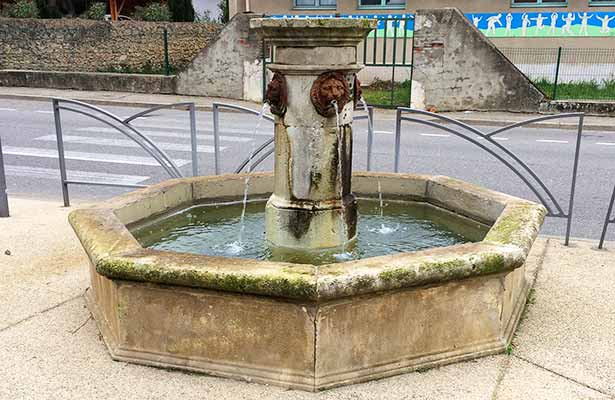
[502,47,615,102]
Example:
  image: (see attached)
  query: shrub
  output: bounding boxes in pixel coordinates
[83,2,106,20]
[168,0,194,22]
[133,2,171,21]
[7,0,40,18]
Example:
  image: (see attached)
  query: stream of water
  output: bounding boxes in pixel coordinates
[227,103,269,255]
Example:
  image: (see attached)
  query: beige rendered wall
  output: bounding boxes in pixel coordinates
[231,0,615,48]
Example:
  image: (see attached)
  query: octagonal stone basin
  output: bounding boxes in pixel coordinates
[69,172,546,392]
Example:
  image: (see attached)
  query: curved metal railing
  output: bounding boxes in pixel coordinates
[212,102,375,174]
[394,107,584,245]
[52,98,198,206]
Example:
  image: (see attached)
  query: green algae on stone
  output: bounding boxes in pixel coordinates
[96,257,317,300]
[484,204,546,247]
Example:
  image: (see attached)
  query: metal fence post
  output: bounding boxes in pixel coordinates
[189,103,198,177]
[53,99,70,207]
[598,185,615,250]
[213,104,221,175]
[394,107,402,172]
[366,106,374,172]
[553,46,562,100]
[163,28,170,76]
[564,114,583,246]
[0,136,9,217]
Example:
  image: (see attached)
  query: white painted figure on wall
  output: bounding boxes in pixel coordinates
[562,12,575,35]
[472,15,482,28]
[578,12,594,36]
[597,14,615,34]
[532,13,547,32]
[549,12,558,34]
[521,13,530,37]
[486,13,502,34]
[505,12,513,35]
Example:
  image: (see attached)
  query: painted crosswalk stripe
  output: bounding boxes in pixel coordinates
[2,146,190,166]
[420,133,450,137]
[125,123,274,137]
[4,165,150,185]
[536,139,568,144]
[596,142,615,146]
[0,108,16,111]
[36,110,53,114]
[35,135,224,153]
[76,127,257,141]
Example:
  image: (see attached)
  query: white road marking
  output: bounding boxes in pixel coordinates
[126,122,274,137]
[374,130,392,134]
[35,110,53,114]
[0,108,16,111]
[596,142,615,146]
[493,137,509,141]
[35,135,224,153]
[4,165,150,185]
[77,127,255,141]
[2,146,190,167]
[536,139,569,144]
[420,133,450,137]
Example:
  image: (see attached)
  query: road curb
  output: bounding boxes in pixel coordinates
[1,93,614,131]
[0,93,224,113]
[439,118,615,132]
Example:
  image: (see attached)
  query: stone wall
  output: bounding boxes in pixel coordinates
[412,8,545,112]
[175,13,264,101]
[0,18,221,73]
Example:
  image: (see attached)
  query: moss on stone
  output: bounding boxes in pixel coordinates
[96,258,317,300]
[485,204,541,246]
[351,275,376,291]
[379,268,418,286]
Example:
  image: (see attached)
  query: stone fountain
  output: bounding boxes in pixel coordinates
[70,18,546,392]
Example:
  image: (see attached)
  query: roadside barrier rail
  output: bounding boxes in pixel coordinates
[394,108,584,245]
[52,98,197,206]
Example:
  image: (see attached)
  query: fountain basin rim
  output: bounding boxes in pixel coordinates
[69,172,546,301]
[266,64,363,75]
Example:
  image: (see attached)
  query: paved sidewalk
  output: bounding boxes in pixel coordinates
[1,196,614,399]
[1,86,615,131]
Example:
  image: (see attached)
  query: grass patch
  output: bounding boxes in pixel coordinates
[533,78,615,101]
[362,78,412,107]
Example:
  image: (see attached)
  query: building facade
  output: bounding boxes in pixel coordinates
[230,0,615,48]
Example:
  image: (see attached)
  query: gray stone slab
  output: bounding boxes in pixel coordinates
[494,357,610,400]
[0,198,89,330]
[513,239,615,396]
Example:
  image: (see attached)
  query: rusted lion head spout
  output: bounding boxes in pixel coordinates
[310,71,350,118]
[265,72,288,117]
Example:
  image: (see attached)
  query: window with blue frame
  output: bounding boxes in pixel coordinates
[294,0,336,9]
[511,0,567,7]
[589,0,615,6]
[358,0,406,9]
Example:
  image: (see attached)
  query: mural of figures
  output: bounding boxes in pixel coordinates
[270,12,615,38]
[468,11,615,37]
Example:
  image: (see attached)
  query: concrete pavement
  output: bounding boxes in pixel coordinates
[1,196,614,399]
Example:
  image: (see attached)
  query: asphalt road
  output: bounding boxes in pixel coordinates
[1,98,614,242]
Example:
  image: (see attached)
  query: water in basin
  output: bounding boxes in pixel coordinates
[130,199,489,265]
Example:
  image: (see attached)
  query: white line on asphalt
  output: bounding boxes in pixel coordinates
[76,127,257,141]
[35,135,224,153]
[127,122,274,136]
[536,139,569,144]
[2,146,190,166]
[35,110,53,114]
[596,142,615,146]
[0,108,16,111]
[420,133,450,137]
[374,130,392,134]
[493,137,509,141]
[4,165,150,185]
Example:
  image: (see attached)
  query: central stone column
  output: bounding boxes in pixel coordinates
[251,18,376,251]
